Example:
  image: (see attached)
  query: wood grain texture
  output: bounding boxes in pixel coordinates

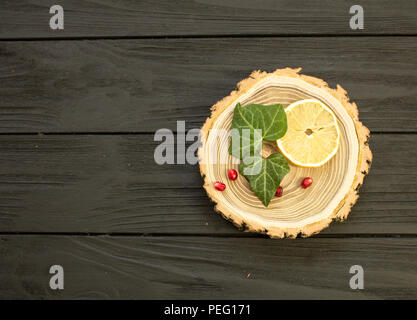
[1,235,416,299]
[0,37,417,133]
[1,0,416,38]
[199,68,372,238]
[0,134,415,235]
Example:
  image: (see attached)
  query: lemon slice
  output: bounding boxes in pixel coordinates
[277,99,340,167]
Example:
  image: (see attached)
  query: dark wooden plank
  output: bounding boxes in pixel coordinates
[1,37,416,133]
[1,0,416,38]
[1,235,416,299]
[0,133,415,235]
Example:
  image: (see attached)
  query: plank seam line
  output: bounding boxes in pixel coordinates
[0,132,153,136]
[0,131,415,136]
[0,33,417,42]
[0,232,416,239]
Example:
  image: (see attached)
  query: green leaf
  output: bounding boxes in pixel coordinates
[239,153,290,207]
[229,103,287,159]
[228,102,289,207]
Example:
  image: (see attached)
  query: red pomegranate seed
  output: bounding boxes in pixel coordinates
[275,186,283,197]
[228,169,238,180]
[301,177,313,189]
[214,181,226,191]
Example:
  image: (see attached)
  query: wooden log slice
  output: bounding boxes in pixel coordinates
[198,68,372,238]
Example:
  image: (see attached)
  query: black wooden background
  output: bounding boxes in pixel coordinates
[0,1,416,299]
